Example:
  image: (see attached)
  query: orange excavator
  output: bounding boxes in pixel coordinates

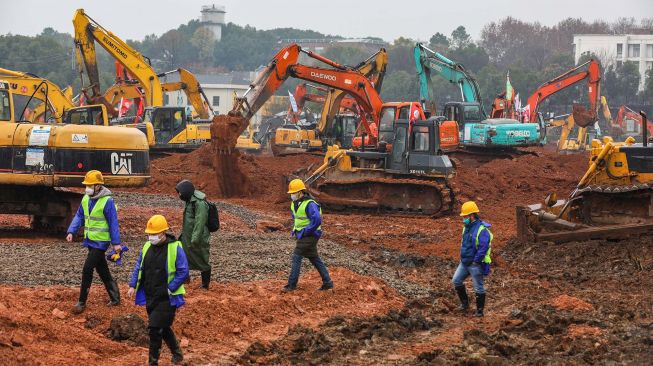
[210,44,457,215]
[524,59,601,127]
[611,105,652,141]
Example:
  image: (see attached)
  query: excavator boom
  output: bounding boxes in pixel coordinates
[525,59,601,126]
[73,8,163,107]
[414,43,485,117]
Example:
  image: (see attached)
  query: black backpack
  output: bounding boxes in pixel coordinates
[206,201,220,232]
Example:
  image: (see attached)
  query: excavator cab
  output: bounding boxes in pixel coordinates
[64,105,107,125]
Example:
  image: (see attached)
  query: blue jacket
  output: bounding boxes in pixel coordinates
[291,199,322,239]
[129,238,189,308]
[460,219,492,268]
[67,187,120,251]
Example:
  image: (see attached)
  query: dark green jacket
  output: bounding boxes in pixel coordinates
[180,190,211,271]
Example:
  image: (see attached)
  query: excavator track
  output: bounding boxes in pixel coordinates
[308,176,454,216]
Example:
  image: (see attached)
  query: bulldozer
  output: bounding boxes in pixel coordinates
[516,111,653,243]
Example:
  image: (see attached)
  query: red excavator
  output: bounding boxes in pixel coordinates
[523,59,601,127]
[611,105,652,141]
[210,44,457,215]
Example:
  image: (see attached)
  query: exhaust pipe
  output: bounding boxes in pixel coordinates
[642,111,648,147]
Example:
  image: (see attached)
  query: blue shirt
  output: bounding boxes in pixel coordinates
[67,195,121,250]
[291,199,322,239]
[460,219,491,265]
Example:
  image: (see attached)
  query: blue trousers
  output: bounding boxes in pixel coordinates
[452,262,486,294]
[287,253,332,287]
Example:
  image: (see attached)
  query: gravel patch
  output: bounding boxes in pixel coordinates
[0,232,430,298]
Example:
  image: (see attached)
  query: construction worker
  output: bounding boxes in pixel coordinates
[66,170,121,314]
[128,215,187,366]
[283,179,333,292]
[175,180,211,289]
[452,201,493,317]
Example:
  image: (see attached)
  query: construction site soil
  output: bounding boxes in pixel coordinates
[1,145,651,365]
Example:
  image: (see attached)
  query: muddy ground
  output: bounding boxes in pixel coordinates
[0,145,651,365]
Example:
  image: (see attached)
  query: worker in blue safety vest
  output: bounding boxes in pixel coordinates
[128,215,188,366]
[283,179,333,292]
[66,170,122,314]
[452,201,493,317]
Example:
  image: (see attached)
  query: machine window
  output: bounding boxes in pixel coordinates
[464,105,481,121]
[411,126,430,152]
[0,91,10,121]
[398,106,409,120]
[173,110,183,130]
[379,107,395,132]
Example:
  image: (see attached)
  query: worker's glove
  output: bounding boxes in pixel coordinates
[295,229,305,240]
[106,245,129,265]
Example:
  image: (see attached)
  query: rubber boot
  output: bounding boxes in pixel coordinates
[474,293,486,317]
[105,280,121,306]
[72,286,90,314]
[455,286,469,312]
[162,328,184,364]
[148,327,163,366]
[199,269,211,290]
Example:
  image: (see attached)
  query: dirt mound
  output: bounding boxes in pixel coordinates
[413,305,650,365]
[107,313,149,346]
[0,268,403,365]
[239,309,442,365]
[140,145,322,204]
[551,294,594,312]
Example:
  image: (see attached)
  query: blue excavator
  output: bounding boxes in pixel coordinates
[414,43,544,151]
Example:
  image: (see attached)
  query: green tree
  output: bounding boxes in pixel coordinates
[450,26,471,49]
[380,70,418,102]
[642,68,653,101]
[429,32,449,49]
[321,46,369,67]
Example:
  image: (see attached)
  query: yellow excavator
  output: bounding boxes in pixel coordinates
[0,67,76,123]
[72,8,214,151]
[548,96,612,153]
[0,79,150,231]
[516,111,653,243]
[272,49,388,154]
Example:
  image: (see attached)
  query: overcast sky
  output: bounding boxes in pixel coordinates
[1,0,651,42]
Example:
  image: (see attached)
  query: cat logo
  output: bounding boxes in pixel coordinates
[110,152,133,175]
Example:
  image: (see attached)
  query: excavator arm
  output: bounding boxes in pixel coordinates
[0,68,75,122]
[525,59,601,126]
[72,8,163,107]
[414,43,485,117]
[215,44,384,149]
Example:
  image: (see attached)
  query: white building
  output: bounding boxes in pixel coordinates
[162,71,271,127]
[200,4,226,41]
[573,33,653,91]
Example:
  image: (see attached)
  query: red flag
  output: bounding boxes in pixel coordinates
[118,98,133,117]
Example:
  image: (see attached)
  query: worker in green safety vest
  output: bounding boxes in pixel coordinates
[66,170,122,314]
[452,201,493,317]
[283,179,333,292]
[128,214,188,366]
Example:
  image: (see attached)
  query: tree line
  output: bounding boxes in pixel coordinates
[1,16,651,116]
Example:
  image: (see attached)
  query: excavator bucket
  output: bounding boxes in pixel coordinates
[572,104,598,128]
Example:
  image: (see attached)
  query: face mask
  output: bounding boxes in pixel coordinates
[463,218,471,226]
[149,235,163,245]
[85,186,95,195]
[291,193,300,201]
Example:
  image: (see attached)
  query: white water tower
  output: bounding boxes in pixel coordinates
[200,4,226,41]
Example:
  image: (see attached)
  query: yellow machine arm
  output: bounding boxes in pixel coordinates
[103,68,213,119]
[0,68,75,123]
[316,49,388,134]
[72,8,163,107]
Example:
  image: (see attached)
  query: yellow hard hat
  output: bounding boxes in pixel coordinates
[460,201,480,216]
[82,170,104,185]
[145,215,170,234]
[287,179,306,194]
